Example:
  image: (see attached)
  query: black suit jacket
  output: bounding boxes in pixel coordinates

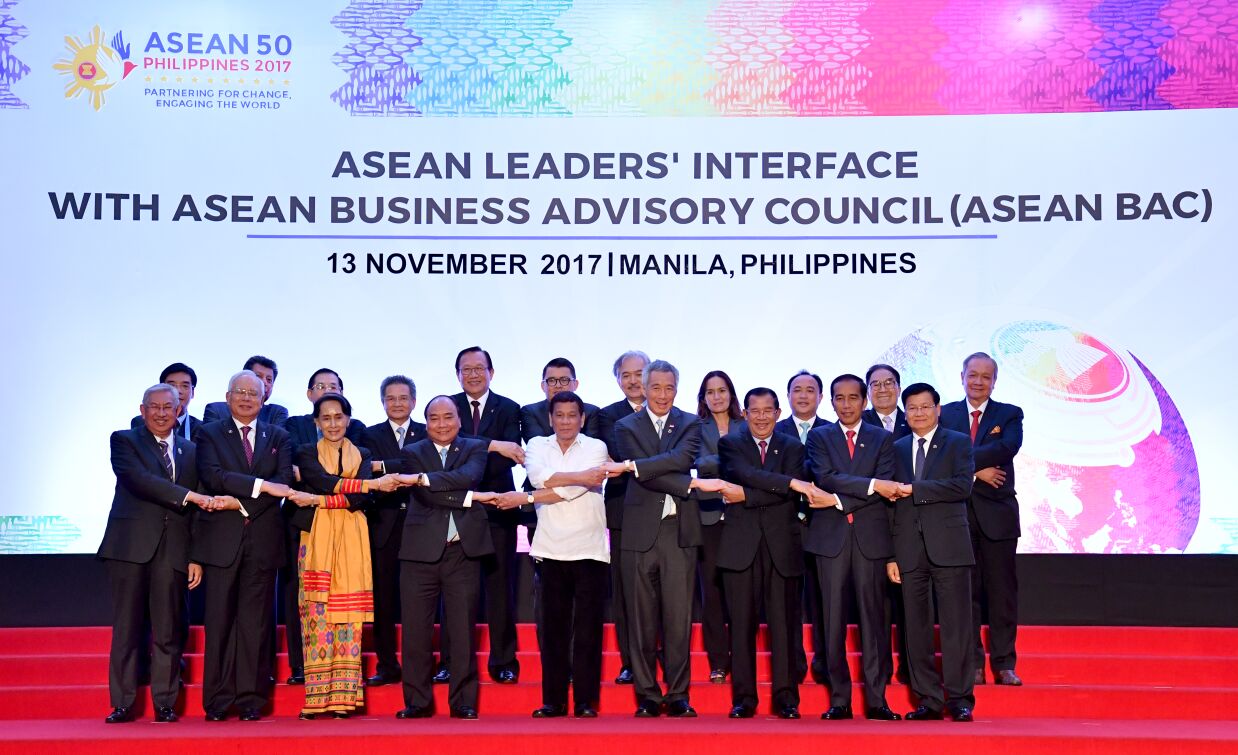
[130,413,203,443]
[862,407,911,440]
[203,401,289,427]
[891,427,975,570]
[940,399,1023,540]
[361,419,427,548]
[803,422,895,560]
[614,407,702,552]
[190,418,295,569]
[716,431,805,577]
[595,398,642,529]
[397,436,494,562]
[294,442,373,506]
[774,415,828,443]
[453,391,522,525]
[97,427,198,570]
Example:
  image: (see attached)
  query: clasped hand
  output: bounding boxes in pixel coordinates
[192,494,243,512]
[873,480,913,501]
[473,491,525,510]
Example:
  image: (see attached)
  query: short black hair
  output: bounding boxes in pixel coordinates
[865,363,901,387]
[786,369,823,394]
[455,346,493,372]
[243,355,277,378]
[744,386,780,409]
[424,394,457,419]
[901,382,940,406]
[159,362,197,387]
[830,373,867,401]
[312,393,352,418]
[380,374,416,399]
[549,390,585,416]
[542,357,577,379]
[307,368,343,391]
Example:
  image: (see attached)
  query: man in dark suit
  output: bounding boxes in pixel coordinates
[451,346,525,684]
[713,387,817,720]
[599,359,704,717]
[940,352,1024,687]
[805,374,900,721]
[203,355,289,427]
[362,375,426,686]
[130,363,203,442]
[100,383,220,724]
[520,357,601,442]
[278,367,367,684]
[392,395,493,720]
[192,370,295,722]
[592,349,650,685]
[885,382,976,722]
[773,369,828,684]
[862,363,911,684]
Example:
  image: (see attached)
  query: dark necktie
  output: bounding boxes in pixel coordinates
[471,400,481,435]
[241,425,254,467]
[758,439,767,464]
[970,409,981,443]
[845,429,856,459]
[914,437,927,481]
[157,440,173,480]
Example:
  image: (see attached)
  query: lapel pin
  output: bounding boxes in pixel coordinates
[991,426,1001,434]
[262,431,267,438]
[773,448,779,455]
[177,447,182,455]
[860,443,866,448]
[932,444,938,450]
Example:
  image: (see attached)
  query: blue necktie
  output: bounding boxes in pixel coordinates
[914,437,927,481]
[441,446,459,542]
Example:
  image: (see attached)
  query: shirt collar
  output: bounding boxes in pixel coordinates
[232,416,257,433]
[967,399,990,415]
[912,424,938,446]
[389,418,411,434]
[840,419,864,434]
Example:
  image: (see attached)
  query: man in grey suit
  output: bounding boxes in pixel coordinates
[599,360,711,718]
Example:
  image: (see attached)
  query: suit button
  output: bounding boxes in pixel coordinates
[400,504,406,510]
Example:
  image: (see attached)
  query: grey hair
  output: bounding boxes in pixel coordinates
[612,350,651,377]
[642,359,679,388]
[962,351,998,378]
[142,383,181,408]
[228,369,264,393]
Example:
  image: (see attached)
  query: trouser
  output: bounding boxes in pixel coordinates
[540,558,608,708]
[400,545,481,711]
[622,518,697,705]
[106,534,186,709]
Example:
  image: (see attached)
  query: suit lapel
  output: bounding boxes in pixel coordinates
[634,409,660,455]
[478,393,503,437]
[170,437,189,484]
[975,402,1000,445]
[657,408,682,453]
[442,441,461,470]
[137,429,171,479]
[221,422,252,470]
[827,424,850,467]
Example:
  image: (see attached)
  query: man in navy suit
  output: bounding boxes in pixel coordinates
[130,363,203,442]
[362,375,427,686]
[805,375,900,721]
[203,356,289,428]
[449,346,525,685]
[192,370,295,722]
[392,396,493,720]
[885,382,976,722]
[713,387,819,720]
[520,357,601,442]
[592,349,650,685]
[100,383,221,724]
[941,352,1024,687]
[599,359,706,717]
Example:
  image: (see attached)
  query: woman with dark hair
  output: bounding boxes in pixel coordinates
[286,394,400,719]
[693,370,746,683]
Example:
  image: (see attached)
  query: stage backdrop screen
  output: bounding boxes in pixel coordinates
[1,0,1234,555]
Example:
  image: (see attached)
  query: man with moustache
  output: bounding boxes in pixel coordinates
[592,349,650,685]
[884,383,976,722]
[362,375,427,687]
[203,356,289,427]
[193,370,295,722]
[805,374,900,721]
[392,396,493,720]
[451,346,525,685]
[130,363,202,442]
[940,352,1024,687]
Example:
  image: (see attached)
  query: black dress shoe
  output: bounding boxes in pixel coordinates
[239,708,262,722]
[105,707,134,724]
[615,667,634,685]
[298,712,318,720]
[154,706,178,723]
[778,705,801,720]
[574,705,598,718]
[665,700,697,718]
[532,704,568,718]
[366,671,400,686]
[949,706,974,722]
[905,705,943,721]
[709,668,728,684]
[865,705,901,721]
[634,701,661,718]
[450,707,478,720]
[995,669,1023,686]
[204,711,229,722]
[332,711,351,719]
[493,668,518,685]
[432,666,451,684]
[729,704,755,719]
[821,705,853,720]
[286,674,305,685]
[396,705,434,719]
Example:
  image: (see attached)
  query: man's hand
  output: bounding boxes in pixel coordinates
[690,477,727,494]
[370,474,402,493]
[493,491,526,510]
[598,461,628,478]
[975,466,1007,488]
[211,495,242,511]
[886,562,901,584]
[261,481,294,498]
[472,491,497,504]
[576,467,607,487]
[187,563,203,590]
[806,486,840,510]
[393,473,423,488]
[287,490,317,508]
[720,482,746,504]
[873,479,902,501]
[896,483,914,498]
[371,460,385,474]
[490,440,525,464]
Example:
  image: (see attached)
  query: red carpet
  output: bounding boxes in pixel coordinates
[1,624,1235,754]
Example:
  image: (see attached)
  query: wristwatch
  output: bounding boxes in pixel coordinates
[526,493,535,504]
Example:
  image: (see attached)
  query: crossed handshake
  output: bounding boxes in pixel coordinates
[873,480,914,501]
[186,493,244,512]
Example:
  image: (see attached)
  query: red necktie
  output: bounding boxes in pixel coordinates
[241,425,254,467]
[471,400,481,435]
[970,409,981,443]
[845,429,856,459]
[758,439,767,464]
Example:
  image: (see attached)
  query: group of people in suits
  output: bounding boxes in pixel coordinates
[99,348,1025,724]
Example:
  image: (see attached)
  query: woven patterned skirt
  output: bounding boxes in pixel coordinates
[298,536,366,714]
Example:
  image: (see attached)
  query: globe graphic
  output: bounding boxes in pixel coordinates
[875,316,1200,554]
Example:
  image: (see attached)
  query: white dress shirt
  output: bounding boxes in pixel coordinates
[525,434,610,563]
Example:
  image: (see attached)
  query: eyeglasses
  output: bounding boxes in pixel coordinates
[229,389,261,399]
[746,408,778,418]
[543,377,574,388]
[311,383,340,392]
[459,367,488,377]
[905,404,937,414]
[869,379,898,390]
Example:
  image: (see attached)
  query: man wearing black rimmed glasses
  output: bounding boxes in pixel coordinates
[520,358,602,443]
